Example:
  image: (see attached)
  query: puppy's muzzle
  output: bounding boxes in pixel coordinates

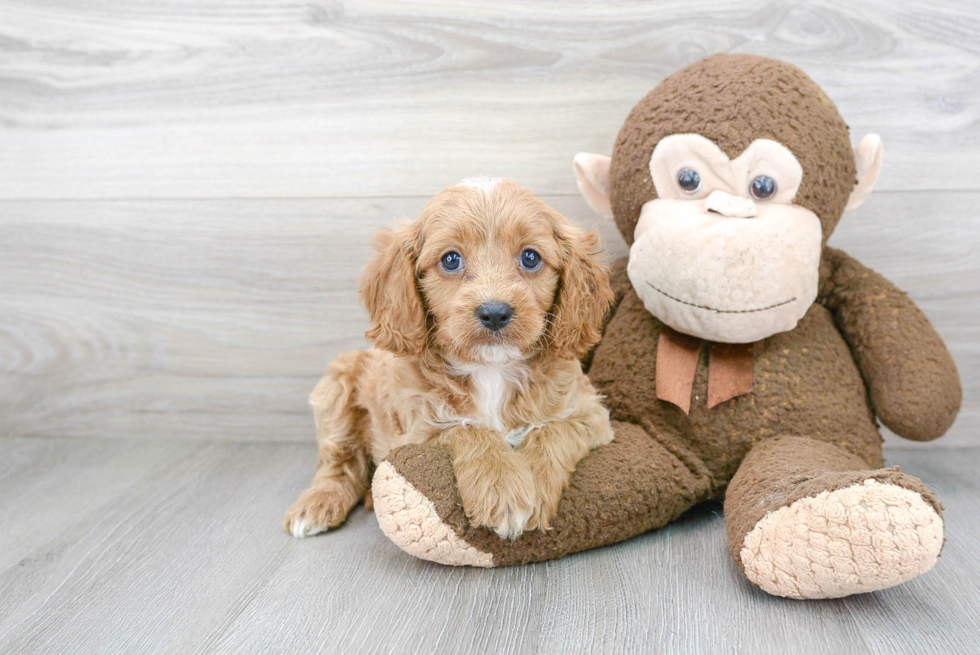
[476,301,514,332]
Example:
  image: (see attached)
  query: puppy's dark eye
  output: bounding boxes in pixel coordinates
[677,168,701,193]
[441,251,463,272]
[520,249,542,271]
[750,175,777,200]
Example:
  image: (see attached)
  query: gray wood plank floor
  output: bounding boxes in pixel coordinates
[0,437,977,654]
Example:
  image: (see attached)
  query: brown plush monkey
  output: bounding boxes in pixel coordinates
[370,54,962,599]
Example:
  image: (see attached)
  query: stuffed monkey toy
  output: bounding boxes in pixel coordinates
[370,54,962,599]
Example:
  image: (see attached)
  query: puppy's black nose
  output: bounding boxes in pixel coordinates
[476,301,513,332]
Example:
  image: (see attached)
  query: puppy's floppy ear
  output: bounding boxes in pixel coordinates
[359,221,427,357]
[547,218,614,360]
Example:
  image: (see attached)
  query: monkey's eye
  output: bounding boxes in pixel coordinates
[750,175,777,201]
[520,248,542,271]
[677,168,701,193]
[441,251,463,272]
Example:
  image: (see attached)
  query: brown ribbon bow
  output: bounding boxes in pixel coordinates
[655,327,754,414]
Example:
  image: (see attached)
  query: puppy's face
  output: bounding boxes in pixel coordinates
[416,180,562,363]
[360,178,613,363]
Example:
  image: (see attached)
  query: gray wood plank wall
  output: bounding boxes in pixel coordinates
[1,0,978,445]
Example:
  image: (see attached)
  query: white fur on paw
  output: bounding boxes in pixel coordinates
[288,518,329,538]
[493,505,534,540]
[372,462,494,567]
[740,479,944,599]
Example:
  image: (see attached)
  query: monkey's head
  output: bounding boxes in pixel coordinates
[574,54,883,343]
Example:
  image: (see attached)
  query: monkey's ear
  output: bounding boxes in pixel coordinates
[845,134,883,212]
[573,153,614,220]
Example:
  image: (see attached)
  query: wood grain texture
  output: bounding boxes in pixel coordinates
[0,437,977,654]
[0,0,977,445]
[1,191,976,444]
[1,0,979,199]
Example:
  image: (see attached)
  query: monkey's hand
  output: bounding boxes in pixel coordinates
[818,247,961,441]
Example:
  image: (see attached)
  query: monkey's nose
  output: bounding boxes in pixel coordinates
[705,190,758,218]
[476,302,514,332]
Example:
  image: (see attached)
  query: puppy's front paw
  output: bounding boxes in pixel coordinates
[283,486,357,538]
[525,475,567,533]
[457,453,535,540]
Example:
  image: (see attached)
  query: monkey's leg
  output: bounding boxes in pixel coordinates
[371,421,712,567]
[726,436,944,599]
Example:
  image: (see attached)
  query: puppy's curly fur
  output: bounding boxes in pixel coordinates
[284,178,615,539]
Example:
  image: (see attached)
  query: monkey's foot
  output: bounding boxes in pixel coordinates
[740,478,944,599]
[372,460,494,567]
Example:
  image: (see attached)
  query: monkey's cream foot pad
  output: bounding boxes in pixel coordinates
[372,461,494,567]
[740,479,944,599]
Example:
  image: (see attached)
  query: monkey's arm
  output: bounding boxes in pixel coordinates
[582,257,630,373]
[818,247,961,441]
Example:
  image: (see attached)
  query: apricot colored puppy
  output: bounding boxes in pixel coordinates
[284,177,614,539]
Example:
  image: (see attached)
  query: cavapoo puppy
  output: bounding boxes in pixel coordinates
[284,177,615,539]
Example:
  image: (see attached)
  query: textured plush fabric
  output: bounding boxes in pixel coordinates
[382,421,709,567]
[373,55,961,599]
[630,131,824,343]
[730,439,945,598]
[372,461,493,567]
[819,247,962,440]
[725,436,943,575]
[591,257,890,480]
[742,480,944,599]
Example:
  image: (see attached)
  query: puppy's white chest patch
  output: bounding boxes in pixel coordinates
[469,364,511,433]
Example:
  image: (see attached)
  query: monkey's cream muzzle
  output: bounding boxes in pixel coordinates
[628,194,822,344]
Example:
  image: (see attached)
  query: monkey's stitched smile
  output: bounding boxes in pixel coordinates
[646,281,796,314]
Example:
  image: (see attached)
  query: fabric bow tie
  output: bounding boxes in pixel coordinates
[656,327,754,414]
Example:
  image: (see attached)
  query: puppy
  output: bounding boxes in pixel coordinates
[284,177,615,539]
